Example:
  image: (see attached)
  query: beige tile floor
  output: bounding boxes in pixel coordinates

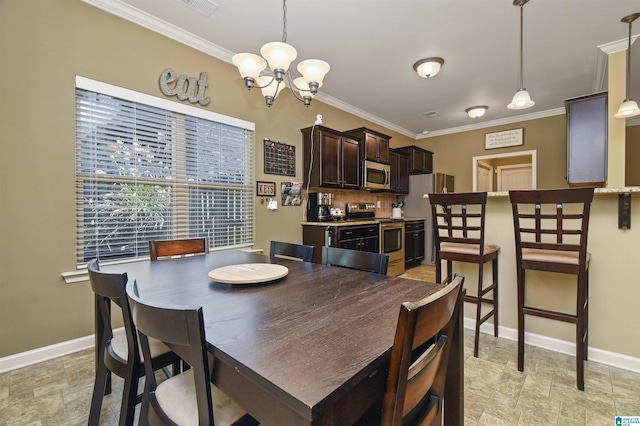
[1,266,638,425]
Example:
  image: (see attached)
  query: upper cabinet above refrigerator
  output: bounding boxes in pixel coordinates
[394,146,434,174]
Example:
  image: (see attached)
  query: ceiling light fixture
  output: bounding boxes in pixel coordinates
[231,0,330,107]
[413,57,445,79]
[466,105,489,118]
[508,0,535,110]
[613,12,640,119]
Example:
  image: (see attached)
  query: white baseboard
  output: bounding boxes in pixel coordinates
[464,318,640,374]
[0,335,95,374]
[2,324,639,375]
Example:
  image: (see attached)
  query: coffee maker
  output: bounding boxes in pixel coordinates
[306,192,334,222]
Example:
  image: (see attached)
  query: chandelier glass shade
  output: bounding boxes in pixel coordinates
[508,0,535,110]
[231,0,330,107]
[613,12,640,119]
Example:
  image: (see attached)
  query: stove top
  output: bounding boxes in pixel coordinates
[346,202,376,220]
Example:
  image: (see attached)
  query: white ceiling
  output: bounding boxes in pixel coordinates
[88,0,640,138]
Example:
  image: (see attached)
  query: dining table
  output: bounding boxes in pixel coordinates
[103,250,464,426]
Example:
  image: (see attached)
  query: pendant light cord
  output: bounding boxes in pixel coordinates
[519,4,524,89]
[625,19,632,99]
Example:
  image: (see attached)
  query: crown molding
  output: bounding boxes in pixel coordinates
[598,34,639,54]
[418,107,566,139]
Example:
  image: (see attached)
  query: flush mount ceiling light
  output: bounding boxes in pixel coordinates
[413,57,445,79]
[508,0,535,110]
[466,105,489,118]
[614,12,640,119]
[231,0,330,107]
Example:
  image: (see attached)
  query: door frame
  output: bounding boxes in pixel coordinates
[472,149,537,192]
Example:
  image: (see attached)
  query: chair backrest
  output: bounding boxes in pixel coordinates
[149,237,209,260]
[87,259,139,366]
[321,246,389,274]
[428,192,488,255]
[270,240,315,262]
[126,282,214,425]
[509,187,593,271]
[382,274,464,426]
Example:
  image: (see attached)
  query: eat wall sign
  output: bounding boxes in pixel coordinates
[159,68,211,106]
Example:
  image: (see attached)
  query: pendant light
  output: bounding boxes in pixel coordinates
[613,13,640,119]
[508,0,535,110]
[232,0,330,107]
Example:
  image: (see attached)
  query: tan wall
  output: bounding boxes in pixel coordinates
[0,0,416,357]
[625,125,640,186]
[407,115,570,192]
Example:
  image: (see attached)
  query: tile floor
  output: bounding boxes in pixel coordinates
[1,266,639,425]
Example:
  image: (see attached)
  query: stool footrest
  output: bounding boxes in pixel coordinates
[522,306,577,324]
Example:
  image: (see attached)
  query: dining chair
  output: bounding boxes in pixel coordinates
[149,237,209,260]
[428,191,499,358]
[87,259,181,426]
[509,187,593,390]
[321,246,389,274]
[270,240,315,262]
[125,281,259,426]
[355,274,464,426]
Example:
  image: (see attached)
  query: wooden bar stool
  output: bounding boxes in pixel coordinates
[509,187,593,390]
[429,192,499,357]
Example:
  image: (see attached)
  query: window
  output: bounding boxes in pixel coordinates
[75,77,254,265]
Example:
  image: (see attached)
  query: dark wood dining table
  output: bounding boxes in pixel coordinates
[103,250,463,426]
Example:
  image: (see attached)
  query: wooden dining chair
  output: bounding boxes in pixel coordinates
[321,246,389,274]
[149,237,209,260]
[270,240,315,262]
[125,281,259,426]
[357,274,464,426]
[87,259,181,426]
[429,192,499,358]
[509,187,594,390]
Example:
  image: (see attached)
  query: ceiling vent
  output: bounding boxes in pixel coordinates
[176,0,219,16]
[423,111,441,118]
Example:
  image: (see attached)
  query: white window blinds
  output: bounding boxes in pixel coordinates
[75,77,254,264]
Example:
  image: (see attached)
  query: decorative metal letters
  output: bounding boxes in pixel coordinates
[159,68,211,106]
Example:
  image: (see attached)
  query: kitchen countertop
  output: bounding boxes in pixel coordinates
[302,217,427,226]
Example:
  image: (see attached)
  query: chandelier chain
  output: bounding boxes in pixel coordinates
[282,0,287,43]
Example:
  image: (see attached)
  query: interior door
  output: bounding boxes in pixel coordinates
[497,164,532,191]
[477,161,493,192]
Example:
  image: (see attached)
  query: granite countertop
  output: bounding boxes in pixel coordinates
[302,217,427,226]
[418,187,640,199]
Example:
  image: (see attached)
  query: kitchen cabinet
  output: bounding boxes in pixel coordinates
[389,149,410,194]
[302,223,379,263]
[404,219,425,267]
[345,127,390,164]
[565,92,607,186]
[395,146,433,174]
[333,225,379,253]
[302,126,361,189]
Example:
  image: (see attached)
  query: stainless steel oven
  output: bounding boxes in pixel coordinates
[380,220,405,276]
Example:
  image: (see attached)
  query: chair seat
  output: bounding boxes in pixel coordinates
[521,248,591,266]
[155,369,248,426]
[110,331,173,361]
[440,242,500,256]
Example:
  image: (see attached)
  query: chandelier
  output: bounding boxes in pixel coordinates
[231,0,330,108]
[508,0,535,110]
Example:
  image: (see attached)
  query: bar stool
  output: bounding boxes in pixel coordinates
[509,187,593,390]
[429,192,499,357]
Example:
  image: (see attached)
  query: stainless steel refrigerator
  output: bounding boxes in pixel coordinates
[402,173,454,265]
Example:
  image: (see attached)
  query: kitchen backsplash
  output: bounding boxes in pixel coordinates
[318,189,402,218]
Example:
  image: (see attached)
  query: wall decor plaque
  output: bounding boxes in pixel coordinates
[256,181,276,197]
[485,128,524,150]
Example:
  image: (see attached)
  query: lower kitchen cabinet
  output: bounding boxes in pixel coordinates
[404,220,425,267]
[302,224,380,264]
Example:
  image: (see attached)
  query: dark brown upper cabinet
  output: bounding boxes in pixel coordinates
[345,127,390,164]
[302,126,361,189]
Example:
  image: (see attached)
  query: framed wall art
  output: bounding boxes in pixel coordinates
[256,181,276,197]
[485,128,523,150]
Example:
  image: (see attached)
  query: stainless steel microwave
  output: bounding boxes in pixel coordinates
[362,160,390,190]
